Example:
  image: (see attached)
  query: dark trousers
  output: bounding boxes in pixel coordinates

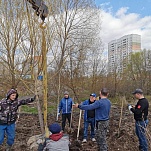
[96,120,109,151]
[62,113,71,131]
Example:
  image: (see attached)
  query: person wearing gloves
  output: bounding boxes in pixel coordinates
[82,93,96,143]
[128,89,149,151]
[42,123,69,151]
[73,88,111,151]
[0,88,36,151]
[58,91,74,131]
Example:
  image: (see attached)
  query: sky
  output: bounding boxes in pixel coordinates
[95,0,151,52]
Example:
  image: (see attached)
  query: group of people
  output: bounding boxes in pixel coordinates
[0,88,149,151]
[52,88,149,151]
[75,88,111,150]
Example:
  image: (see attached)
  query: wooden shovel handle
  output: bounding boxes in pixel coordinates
[77,109,82,140]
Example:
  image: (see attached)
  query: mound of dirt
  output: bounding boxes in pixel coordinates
[0,105,150,151]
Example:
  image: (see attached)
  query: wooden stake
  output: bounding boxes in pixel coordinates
[118,97,124,137]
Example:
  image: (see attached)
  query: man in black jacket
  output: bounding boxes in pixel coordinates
[0,89,36,151]
[128,89,149,151]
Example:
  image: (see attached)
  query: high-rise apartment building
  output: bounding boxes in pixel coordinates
[108,34,141,73]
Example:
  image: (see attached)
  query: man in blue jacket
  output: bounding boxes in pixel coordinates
[58,91,74,131]
[82,93,96,143]
[74,88,111,151]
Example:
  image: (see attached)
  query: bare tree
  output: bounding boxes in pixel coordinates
[0,0,36,89]
[46,0,103,100]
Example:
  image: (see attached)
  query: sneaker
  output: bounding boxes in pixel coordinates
[92,138,96,142]
[82,139,87,143]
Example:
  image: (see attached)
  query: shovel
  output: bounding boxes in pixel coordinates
[67,104,74,133]
[72,109,82,148]
[70,105,73,128]
[77,109,82,140]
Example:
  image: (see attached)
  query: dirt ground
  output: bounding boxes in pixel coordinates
[0,105,150,151]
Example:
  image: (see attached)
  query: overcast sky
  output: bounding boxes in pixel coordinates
[95,0,151,52]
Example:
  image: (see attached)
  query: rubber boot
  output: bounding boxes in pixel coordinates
[6,144,12,151]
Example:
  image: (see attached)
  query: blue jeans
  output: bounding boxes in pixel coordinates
[83,118,95,139]
[135,120,148,151]
[0,123,15,146]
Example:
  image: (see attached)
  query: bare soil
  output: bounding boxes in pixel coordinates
[0,105,150,151]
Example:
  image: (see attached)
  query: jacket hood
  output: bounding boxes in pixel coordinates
[6,89,18,99]
[49,132,63,141]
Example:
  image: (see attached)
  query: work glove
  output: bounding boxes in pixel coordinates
[128,104,132,110]
[31,95,36,102]
[128,104,132,114]
[57,112,60,116]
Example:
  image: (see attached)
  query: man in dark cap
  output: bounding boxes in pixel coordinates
[0,89,36,151]
[82,93,96,143]
[73,88,111,151]
[128,89,149,151]
[58,91,74,131]
[42,123,69,151]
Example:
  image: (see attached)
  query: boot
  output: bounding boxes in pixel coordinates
[6,144,12,151]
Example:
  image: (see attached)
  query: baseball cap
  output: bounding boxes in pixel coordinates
[132,89,143,94]
[90,93,96,97]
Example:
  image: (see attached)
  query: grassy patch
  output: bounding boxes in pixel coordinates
[21,105,56,114]
[21,105,38,114]
[109,96,121,105]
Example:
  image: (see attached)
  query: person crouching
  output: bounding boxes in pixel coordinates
[43,123,69,151]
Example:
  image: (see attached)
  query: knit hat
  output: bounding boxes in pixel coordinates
[64,91,69,95]
[6,89,18,99]
[49,123,61,134]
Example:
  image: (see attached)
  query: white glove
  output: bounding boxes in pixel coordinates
[128,104,132,114]
[57,112,60,116]
[128,105,132,111]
